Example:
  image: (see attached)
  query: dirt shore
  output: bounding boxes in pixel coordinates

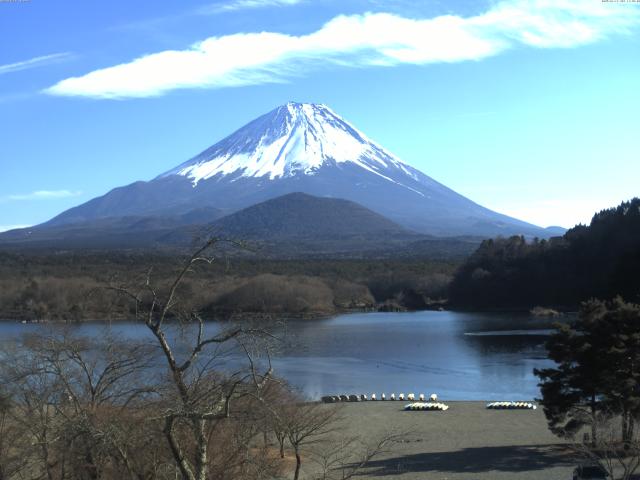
[319,401,578,480]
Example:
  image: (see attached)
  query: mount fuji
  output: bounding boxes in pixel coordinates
[17,102,554,245]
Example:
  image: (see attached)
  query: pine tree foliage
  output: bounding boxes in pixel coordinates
[535,298,640,443]
[450,198,640,308]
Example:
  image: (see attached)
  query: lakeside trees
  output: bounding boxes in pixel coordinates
[0,333,168,479]
[536,298,640,479]
[0,237,397,480]
[0,254,455,322]
[0,331,289,480]
[450,198,640,309]
[106,237,282,480]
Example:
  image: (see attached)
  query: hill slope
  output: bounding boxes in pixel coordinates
[211,192,408,238]
[162,193,480,258]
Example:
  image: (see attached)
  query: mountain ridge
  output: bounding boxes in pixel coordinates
[0,193,480,259]
[21,102,559,239]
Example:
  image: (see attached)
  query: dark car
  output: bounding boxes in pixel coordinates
[572,464,610,480]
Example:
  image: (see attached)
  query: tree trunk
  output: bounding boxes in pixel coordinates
[622,410,634,445]
[194,418,208,480]
[164,418,195,480]
[622,409,634,445]
[294,450,301,480]
[40,433,55,480]
[84,450,99,480]
[591,394,598,445]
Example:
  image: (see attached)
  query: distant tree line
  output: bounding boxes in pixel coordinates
[449,198,640,309]
[0,255,455,321]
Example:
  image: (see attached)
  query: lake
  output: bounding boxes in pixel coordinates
[0,311,560,401]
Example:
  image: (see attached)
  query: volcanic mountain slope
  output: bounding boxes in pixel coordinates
[211,192,407,238]
[41,102,552,238]
[0,193,480,258]
[161,192,479,258]
[0,207,225,249]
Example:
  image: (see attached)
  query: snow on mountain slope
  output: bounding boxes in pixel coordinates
[161,102,423,194]
[40,101,552,238]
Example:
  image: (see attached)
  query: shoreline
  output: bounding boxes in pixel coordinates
[0,305,570,324]
[318,399,541,405]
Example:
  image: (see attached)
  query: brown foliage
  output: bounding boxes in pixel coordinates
[0,252,455,321]
[214,274,336,314]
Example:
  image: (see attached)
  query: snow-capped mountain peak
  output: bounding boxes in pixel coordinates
[41,102,550,238]
[161,102,419,185]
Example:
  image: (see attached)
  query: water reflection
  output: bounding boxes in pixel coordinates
[0,311,563,400]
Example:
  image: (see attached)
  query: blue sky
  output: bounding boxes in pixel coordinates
[1,0,639,231]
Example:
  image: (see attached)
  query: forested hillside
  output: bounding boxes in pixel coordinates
[449,198,640,309]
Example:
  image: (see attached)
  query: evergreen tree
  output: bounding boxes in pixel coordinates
[535,298,640,444]
[535,299,610,441]
[597,297,640,443]
[450,198,640,309]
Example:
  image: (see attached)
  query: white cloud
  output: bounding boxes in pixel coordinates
[0,53,72,76]
[0,225,31,233]
[6,190,83,201]
[197,0,304,14]
[45,0,640,99]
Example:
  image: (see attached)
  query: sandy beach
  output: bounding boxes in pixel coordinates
[316,401,578,480]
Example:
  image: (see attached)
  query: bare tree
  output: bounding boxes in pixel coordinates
[282,402,342,480]
[111,237,275,480]
[0,390,29,480]
[262,391,403,480]
[0,331,163,480]
[1,345,69,480]
[572,411,640,480]
[309,432,403,480]
[259,379,296,460]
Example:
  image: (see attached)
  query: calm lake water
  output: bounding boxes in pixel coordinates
[0,311,560,401]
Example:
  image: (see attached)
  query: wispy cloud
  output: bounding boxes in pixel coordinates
[46,0,640,99]
[5,190,83,201]
[0,53,73,76]
[197,0,305,14]
[114,0,303,34]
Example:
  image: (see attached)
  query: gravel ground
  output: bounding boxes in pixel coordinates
[315,401,579,480]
